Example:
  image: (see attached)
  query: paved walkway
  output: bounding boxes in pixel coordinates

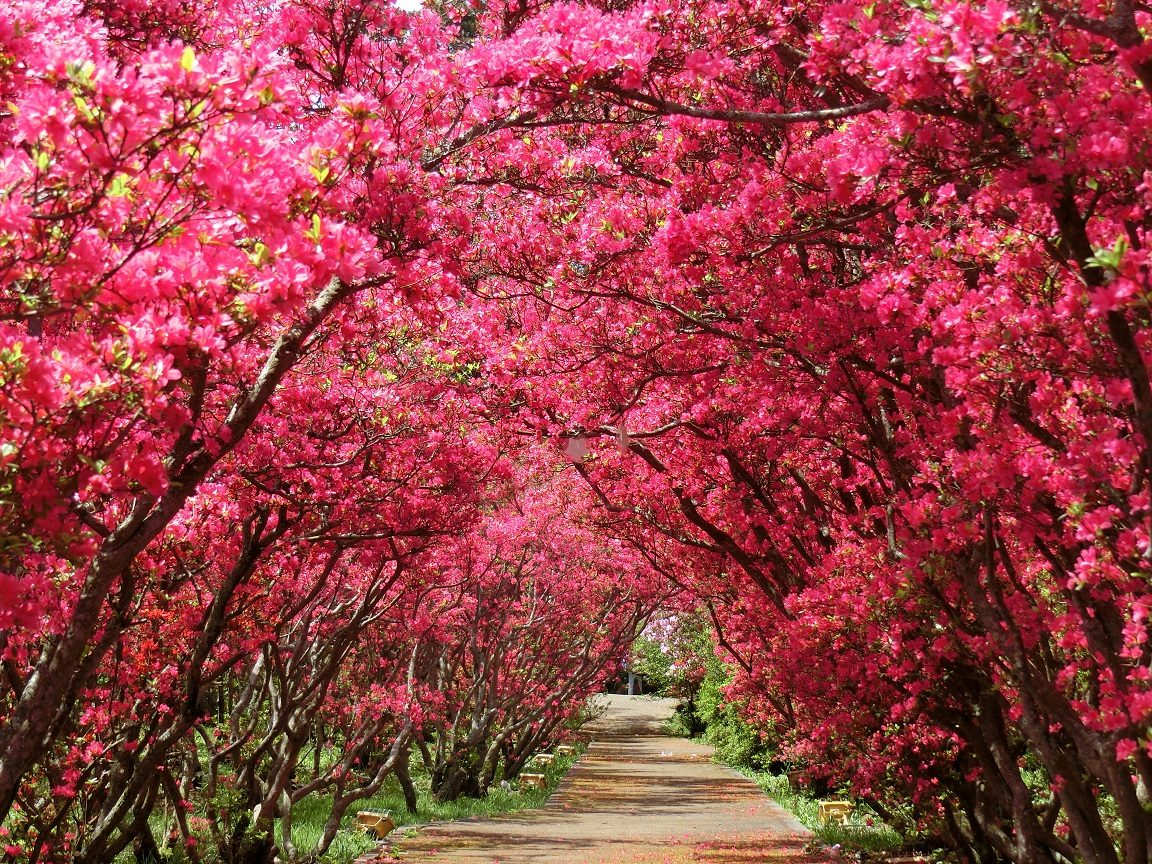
[391,695,819,864]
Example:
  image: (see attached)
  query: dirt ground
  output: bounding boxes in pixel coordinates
[385,695,828,864]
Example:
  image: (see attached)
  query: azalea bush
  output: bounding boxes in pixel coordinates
[3,0,1152,862]
[441,0,1152,861]
[410,475,663,802]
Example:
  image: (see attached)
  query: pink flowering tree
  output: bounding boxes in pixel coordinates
[5,0,1152,862]
[430,0,1152,862]
[0,0,473,834]
[409,467,667,801]
[4,248,500,862]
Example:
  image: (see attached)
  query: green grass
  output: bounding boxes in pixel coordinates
[278,793,379,862]
[738,769,903,853]
[114,746,585,864]
[277,745,585,863]
[660,710,695,739]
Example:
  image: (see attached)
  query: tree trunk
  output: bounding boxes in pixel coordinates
[395,744,419,815]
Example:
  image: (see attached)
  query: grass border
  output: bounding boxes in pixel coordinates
[281,744,588,863]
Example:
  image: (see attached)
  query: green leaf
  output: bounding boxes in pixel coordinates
[65,60,95,86]
[246,241,271,266]
[181,46,196,72]
[305,213,323,243]
[1088,236,1129,273]
[72,94,96,122]
[107,174,131,198]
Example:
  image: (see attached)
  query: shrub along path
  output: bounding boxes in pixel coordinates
[389,695,823,864]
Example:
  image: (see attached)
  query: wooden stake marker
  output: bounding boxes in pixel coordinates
[519,773,547,790]
[817,801,853,826]
[355,811,395,840]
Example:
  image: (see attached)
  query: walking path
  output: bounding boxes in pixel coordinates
[391,695,821,864]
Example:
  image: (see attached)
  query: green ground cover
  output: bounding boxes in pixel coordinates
[737,769,904,854]
[118,746,583,864]
[280,747,582,863]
